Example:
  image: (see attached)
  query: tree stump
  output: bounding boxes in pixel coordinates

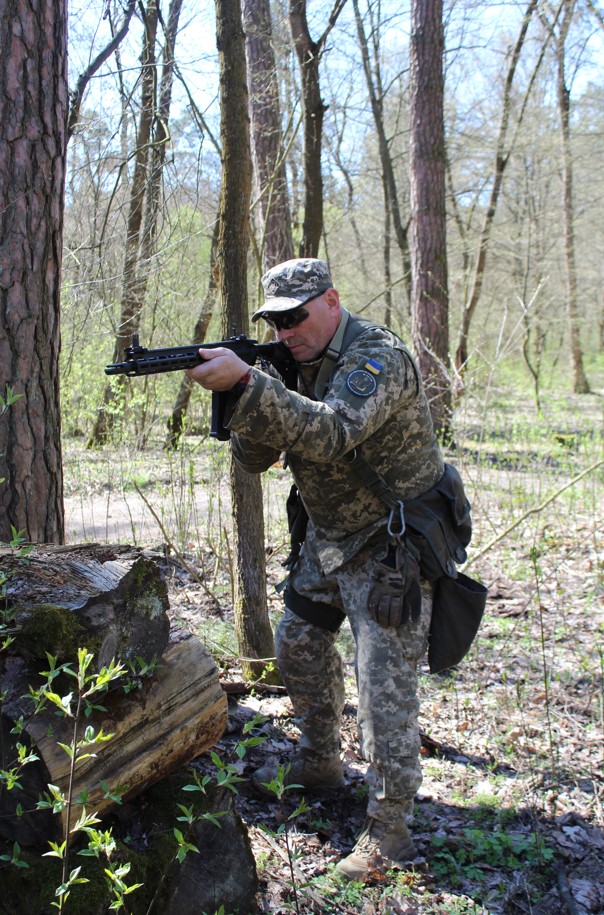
[1,543,171,666]
[0,629,228,845]
[0,544,228,845]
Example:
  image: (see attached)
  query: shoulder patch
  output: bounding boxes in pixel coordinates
[364,359,382,375]
[346,369,377,397]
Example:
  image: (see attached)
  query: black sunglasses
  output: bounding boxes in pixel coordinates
[262,306,310,332]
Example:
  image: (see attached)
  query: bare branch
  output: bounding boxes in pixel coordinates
[68,0,138,141]
[584,0,604,32]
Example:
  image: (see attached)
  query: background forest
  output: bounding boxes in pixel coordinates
[61,0,604,434]
[1,0,603,913]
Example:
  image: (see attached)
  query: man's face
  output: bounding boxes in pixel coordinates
[267,289,342,362]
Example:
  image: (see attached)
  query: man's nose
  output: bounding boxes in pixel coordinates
[277,326,296,341]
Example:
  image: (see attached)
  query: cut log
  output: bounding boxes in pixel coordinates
[0,629,228,845]
[0,543,171,666]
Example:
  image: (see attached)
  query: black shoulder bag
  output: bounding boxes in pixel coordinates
[346,454,487,674]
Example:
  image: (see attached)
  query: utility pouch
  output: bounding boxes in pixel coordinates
[368,540,422,629]
[403,463,472,581]
[283,485,309,571]
[428,572,488,673]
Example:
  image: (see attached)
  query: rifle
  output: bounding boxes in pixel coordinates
[105,333,297,440]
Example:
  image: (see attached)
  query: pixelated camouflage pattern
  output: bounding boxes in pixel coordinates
[228,312,442,820]
[252,258,333,319]
[277,527,432,820]
[229,317,444,573]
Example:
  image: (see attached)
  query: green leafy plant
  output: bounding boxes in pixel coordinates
[28,649,130,910]
[257,763,311,914]
[430,827,555,885]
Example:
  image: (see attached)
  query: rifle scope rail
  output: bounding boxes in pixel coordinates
[105,334,264,377]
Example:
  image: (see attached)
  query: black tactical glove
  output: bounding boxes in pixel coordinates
[368,541,422,628]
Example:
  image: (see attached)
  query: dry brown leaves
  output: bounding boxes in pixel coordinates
[165,495,603,914]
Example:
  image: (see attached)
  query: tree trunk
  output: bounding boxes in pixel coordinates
[166,219,220,448]
[287,0,347,259]
[555,0,590,394]
[215,0,277,683]
[1,630,227,844]
[0,0,67,543]
[353,0,412,308]
[88,0,160,445]
[243,0,294,269]
[1,543,171,667]
[329,107,370,283]
[139,0,184,296]
[409,0,451,437]
[454,0,538,373]
[289,0,325,258]
[67,0,137,140]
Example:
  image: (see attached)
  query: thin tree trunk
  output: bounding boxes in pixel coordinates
[243,0,294,270]
[67,0,137,141]
[140,0,184,275]
[352,0,412,307]
[409,0,451,437]
[289,0,347,258]
[289,0,325,258]
[455,0,538,373]
[0,0,67,542]
[88,0,160,446]
[555,0,590,393]
[166,219,220,448]
[216,0,277,683]
[383,177,393,326]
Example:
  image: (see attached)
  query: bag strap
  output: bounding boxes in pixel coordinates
[313,307,351,399]
[343,450,400,511]
[311,309,407,524]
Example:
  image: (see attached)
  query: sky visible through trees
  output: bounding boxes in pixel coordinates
[68,1,604,121]
[61,0,604,421]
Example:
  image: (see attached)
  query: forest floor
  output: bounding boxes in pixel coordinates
[162,512,603,915]
[59,383,604,914]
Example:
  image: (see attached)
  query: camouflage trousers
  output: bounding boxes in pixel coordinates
[278,524,432,823]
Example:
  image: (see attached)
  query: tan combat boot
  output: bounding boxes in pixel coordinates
[335,816,416,881]
[251,750,344,795]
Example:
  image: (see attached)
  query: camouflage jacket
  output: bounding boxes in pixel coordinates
[228,310,444,573]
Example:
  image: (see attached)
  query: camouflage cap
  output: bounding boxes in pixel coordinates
[252,258,333,322]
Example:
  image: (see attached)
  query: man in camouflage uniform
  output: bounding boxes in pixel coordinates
[187,258,444,880]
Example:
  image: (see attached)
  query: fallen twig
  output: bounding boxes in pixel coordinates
[466,457,604,568]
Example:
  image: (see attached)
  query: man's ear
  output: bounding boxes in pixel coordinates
[324,288,340,308]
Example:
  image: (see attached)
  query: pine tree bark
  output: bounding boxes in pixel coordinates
[0,0,67,543]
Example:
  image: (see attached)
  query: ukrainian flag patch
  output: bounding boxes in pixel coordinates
[364,359,382,375]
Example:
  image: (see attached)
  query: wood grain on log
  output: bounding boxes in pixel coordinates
[0,631,228,844]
